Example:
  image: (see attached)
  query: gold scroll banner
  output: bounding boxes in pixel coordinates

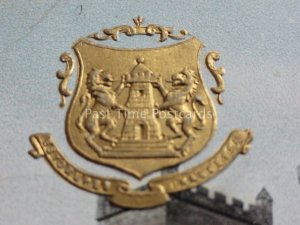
[28,134,169,208]
[28,129,252,209]
[108,184,170,208]
[149,129,253,193]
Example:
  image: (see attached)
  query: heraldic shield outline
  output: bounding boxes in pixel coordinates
[28,17,253,208]
[67,37,216,178]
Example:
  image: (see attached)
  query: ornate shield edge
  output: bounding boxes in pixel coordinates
[28,17,254,208]
[64,36,218,178]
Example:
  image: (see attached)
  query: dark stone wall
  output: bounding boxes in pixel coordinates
[97,187,272,225]
[98,206,166,225]
[167,199,249,225]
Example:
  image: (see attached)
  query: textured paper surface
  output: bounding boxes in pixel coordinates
[0,0,299,224]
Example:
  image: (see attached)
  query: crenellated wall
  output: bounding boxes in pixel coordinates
[97,186,272,225]
[171,186,272,225]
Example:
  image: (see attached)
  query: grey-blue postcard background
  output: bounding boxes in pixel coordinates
[0,0,299,224]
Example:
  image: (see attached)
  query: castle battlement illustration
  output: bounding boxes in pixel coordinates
[97,186,273,225]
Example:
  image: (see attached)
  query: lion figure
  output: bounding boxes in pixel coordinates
[153,67,205,154]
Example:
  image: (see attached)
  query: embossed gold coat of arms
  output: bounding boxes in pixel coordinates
[29,17,253,208]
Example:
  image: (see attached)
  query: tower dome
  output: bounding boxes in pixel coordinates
[130,58,154,82]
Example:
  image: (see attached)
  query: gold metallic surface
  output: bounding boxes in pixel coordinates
[29,129,252,208]
[28,17,253,209]
[29,134,129,195]
[88,16,188,42]
[67,37,215,179]
[149,129,253,193]
[205,52,226,105]
[56,52,74,107]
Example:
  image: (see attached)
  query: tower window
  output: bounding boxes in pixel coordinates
[139,90,144,96]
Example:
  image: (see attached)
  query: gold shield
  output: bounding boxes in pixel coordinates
[66,37,216,178]
[28,17,253,208]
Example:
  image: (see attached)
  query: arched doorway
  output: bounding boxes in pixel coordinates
[134,123,147,140]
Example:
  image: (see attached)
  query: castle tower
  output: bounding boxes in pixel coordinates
[112,58,176,158]
[121,57,162,141]
[256,188,273,225]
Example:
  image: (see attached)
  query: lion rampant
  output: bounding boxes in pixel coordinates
[77,68,125,151]
[153,67,206,154]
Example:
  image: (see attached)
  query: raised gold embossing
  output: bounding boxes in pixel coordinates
[88,16,188,42]
[29,129,252,208]
[56,52,74,107]
[66,37,215,179]
[28,17,253,209]
[205,52,226,105]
